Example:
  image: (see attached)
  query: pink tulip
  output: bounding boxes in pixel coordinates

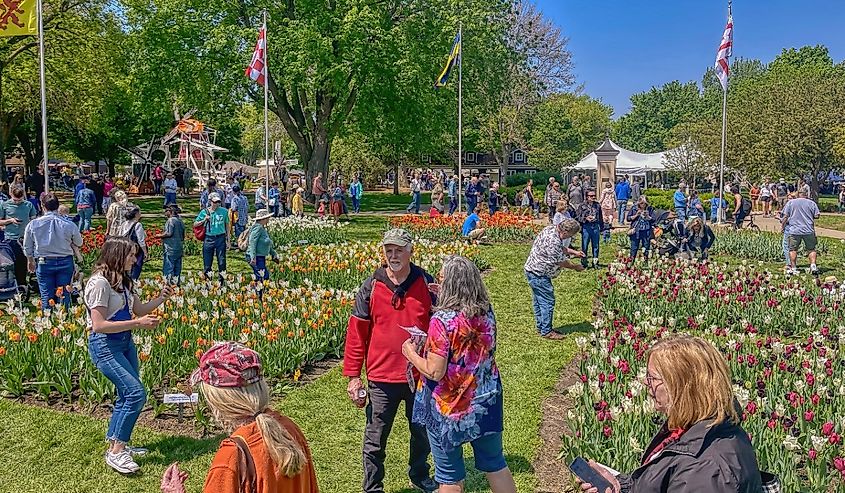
[804,410,815,422]
[830,433,841,445]
[809,449,818,460]
[603,426,612,438]
[823,422,835,436]
[834,457,845,472]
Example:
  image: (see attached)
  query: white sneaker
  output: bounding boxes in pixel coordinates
[105,450,140,474]
[125,445,148,457]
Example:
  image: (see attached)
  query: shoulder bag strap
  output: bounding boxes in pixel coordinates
[231,435,258,493]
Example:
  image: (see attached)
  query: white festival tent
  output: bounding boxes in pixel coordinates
[571,139,675,177]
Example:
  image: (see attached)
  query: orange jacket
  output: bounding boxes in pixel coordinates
[203,412,319,493]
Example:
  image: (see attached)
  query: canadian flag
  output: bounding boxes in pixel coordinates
[245,28,266,86]
[714,16,733,91]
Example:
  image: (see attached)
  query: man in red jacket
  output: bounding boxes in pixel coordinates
[344,228,438,493]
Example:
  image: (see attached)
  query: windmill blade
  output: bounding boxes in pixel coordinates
[118,145,148,161]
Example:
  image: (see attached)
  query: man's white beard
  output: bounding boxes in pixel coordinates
[387,261,404,272]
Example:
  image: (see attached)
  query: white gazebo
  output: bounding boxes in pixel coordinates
[571,139,675,187]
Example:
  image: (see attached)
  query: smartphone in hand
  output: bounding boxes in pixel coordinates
[569,457,613,492]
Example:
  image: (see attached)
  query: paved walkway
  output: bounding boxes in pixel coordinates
[726,213,845,240]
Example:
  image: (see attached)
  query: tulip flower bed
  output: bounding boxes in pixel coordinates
[81,226,202,269]
[274,240,488,289]
[266,216,346,246]
[711,229,831,262]
[389,212,542,243]
[0,274,354,409]
[563,257,845,491]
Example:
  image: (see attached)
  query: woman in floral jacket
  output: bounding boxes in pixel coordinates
[402,255,516,493]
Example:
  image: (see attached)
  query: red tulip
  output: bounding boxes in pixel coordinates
[830,433,841,445]
[804,410,815,422]
[603,426,612,438]
[809,449,818,460]
[834,457,845,472]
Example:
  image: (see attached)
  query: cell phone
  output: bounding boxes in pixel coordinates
[569,457,613,492]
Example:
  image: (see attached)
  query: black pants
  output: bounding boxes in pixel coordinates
[94,194,104,215]
[363,381,431,493]
[9,239,27,292]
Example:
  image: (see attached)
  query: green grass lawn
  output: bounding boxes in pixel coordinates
[0,219,606,492]
[816,213,845,232]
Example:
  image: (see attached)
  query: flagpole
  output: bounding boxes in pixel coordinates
[457,22,463,213]
[37,0,49,193]
[717,1,731,224]
[263,10,270,203]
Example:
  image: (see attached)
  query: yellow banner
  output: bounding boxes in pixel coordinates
[0,0,38,37]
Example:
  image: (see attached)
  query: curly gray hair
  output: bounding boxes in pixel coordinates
[435,255,491,318]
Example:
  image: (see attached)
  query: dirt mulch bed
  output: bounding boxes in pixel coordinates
[533,355,582,493]
[9,356,342,437]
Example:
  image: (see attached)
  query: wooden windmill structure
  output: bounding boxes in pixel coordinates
[122,108,228,191]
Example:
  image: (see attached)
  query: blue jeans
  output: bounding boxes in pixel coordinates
[88,331,146,443]
[202,234,227,275]
[630,229,652,258]
[78,207,93,231]
[617,200,628,224]
[36,256,74,311]
[162,251,183,281]
[448,196,457,215]
[352,196,360,213]
[406,191,421,213]
[783,234,790,266]
[77,207,94,231]
[130,256,144,281]
[526,271,555,336]
[164,192,177,206]
[489,204,498,215]
[466,196,477,214]
[581,223,601,265]
[252,256,269,281]
[675,207,687,222]
[427,430,507,485]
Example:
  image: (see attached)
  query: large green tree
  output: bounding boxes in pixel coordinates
[727,46,845,194]
[528,92,611,170]
[613,80,705,154]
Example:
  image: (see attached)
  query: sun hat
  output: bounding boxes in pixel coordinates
[296,187,304,193]
[209,192,222,203]
[381,228,413,247]
[190,342,263,388]
[255,209,274,221]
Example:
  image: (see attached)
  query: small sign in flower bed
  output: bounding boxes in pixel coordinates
[389,212,541,243]
[0,275,353,408]
[274,240,488,289]
[563,257,845,491]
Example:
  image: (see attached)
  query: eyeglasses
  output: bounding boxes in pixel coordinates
[645,372,663,388]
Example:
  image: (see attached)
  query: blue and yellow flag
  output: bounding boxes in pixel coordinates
[0,0,37,37]
[434,32,461,88]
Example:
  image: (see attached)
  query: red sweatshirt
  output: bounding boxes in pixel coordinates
[343,265,433,384]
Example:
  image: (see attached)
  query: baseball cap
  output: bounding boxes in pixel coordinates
[209,192,222,202]
[381,228,412,247]
[190,342,263,388]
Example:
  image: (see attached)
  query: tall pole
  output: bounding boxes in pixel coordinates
[263,10,270,202]
[457,23,462,213]
[717,0,731,224]
[37,0,49,193]
[717,87,727,223]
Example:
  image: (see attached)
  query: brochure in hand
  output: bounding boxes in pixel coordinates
[401,325,427,391]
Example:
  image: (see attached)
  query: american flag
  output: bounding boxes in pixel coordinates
[714,16,733,91]
[245,28,266,86]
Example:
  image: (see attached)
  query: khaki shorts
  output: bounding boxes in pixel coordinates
[788,233,817,252]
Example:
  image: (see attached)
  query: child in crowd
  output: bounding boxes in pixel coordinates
[709,195,727,223]
[317,198,327,218]
[291,188,305,217]
[27,190,41,215]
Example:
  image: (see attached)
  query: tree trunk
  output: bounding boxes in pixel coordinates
[392,161,399,195]
[498,143,510,186]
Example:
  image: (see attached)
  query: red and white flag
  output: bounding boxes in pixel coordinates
[245,27,266,86]
[714,16,733,91]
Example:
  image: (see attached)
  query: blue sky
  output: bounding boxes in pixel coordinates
[533,0,845,117]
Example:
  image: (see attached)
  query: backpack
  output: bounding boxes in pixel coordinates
[237,223,254,252]
[740,197,752,215]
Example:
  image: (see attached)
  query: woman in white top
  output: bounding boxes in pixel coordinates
[85,237,171,474]
[118,205,147,280]
[760,182,773,217]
